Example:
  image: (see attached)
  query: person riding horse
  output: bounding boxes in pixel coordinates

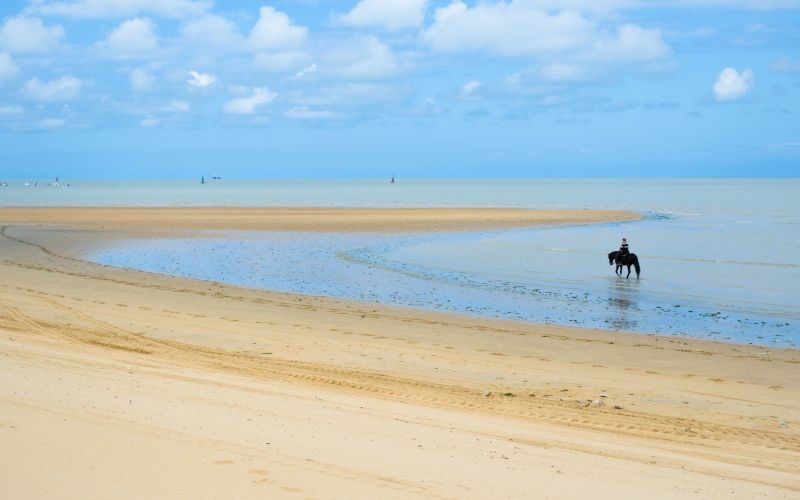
[608,238,640,279]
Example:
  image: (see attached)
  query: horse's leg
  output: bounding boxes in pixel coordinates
[626,265,631,279]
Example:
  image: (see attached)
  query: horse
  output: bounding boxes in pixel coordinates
[608,251,641,279]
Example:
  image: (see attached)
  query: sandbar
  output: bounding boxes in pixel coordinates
[0,206,639,232]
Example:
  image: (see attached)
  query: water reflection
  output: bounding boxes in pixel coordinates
[606,278,640,330]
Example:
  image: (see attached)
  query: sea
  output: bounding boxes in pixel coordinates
[2,179,798,347]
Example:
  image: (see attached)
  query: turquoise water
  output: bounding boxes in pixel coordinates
[3,179,798,346]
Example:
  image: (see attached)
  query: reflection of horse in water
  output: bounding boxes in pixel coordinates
[608,251,641,279]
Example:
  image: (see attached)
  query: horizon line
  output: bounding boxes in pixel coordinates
[2,176,799,182]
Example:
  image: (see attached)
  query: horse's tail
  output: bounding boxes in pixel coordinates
[633,256,641,275]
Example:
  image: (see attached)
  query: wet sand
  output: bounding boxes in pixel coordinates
[0,208,797,498]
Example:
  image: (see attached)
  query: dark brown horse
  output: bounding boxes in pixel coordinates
[608,251,641,279]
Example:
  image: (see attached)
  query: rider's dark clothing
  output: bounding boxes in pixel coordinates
[620,243,629,259]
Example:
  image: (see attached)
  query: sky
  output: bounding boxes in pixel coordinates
[0,0,799,179]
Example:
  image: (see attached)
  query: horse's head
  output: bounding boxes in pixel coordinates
[608,252,616,265]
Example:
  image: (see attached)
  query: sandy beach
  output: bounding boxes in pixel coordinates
[0,207,639,232]
[1,208,798,499]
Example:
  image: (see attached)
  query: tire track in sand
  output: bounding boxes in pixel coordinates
[3,294,798,490]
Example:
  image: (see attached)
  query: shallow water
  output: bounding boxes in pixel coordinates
[6,179,797,346]
[89,220,798,346]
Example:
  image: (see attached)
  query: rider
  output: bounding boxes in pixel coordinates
[619,238,629,261]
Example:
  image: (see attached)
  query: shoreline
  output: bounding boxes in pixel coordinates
[1,208,798,497]
[5,222,796,354]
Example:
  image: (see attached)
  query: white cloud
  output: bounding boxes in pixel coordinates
[713,67,754,101]
[582,24,668,62]
[222,86,277,114]
[26,0,211,19]
[248,6,307,51]
[129,68,155,91]
[178,10,307,70]
[285,106,340,119]
[323,36,402,80]
[179,9,306,58]
[293,63,317,79]
[666,0,800,8]
[180,14,241,49]
[101,17,158,58]
[488,0,800,9]
[338,0,429,31]
[424,1,593,56]
[459,80,481,98]
[507,0,635,10]
[23,75,83,101]
[0,52,19,84]
[187,70,216,88]
[423,1,667,63]
[0,16,64,53]
[140,114,159,127]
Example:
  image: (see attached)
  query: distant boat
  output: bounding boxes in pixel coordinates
[390,174,395,184]
[201,176,206,184]
[212,175,222,180]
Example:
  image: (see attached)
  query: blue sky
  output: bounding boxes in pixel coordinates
[0,0,799,179]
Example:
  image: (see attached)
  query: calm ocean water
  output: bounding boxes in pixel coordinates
[2,179,798,346]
